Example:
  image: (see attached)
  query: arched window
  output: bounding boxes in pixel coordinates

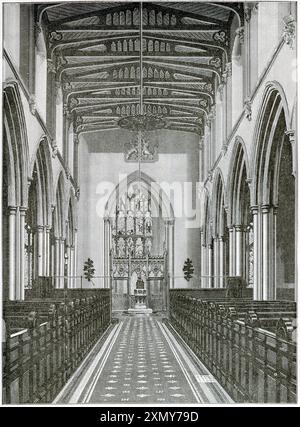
[112,186,152,258]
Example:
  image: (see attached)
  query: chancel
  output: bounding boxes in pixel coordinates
[2,1,297,405]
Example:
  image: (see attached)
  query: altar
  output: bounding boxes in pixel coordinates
[128,276,152,314]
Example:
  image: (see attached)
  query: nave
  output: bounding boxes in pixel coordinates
[2,1,297,406]
[54,314,232,404]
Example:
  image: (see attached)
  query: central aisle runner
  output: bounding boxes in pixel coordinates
[61,315,232,404]
[88,315,197,404]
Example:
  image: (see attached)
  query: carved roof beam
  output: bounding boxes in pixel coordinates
[145,2,229,27]
[49,33,139,54]
[69,96,207,112]
[51,24,227,33]
[62,51,215,58]
[145,100,207,114]
[59,59,139,79]
[144,84,213,101]
[70,99,207,115]
[143,59,221,81]
[143,33,229,59]
[46,2,140,28]
[64,83,140,102]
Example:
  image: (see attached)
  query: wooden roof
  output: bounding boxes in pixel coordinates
[39,2,244,136]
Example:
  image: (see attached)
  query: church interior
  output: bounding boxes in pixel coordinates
[2,1,298,404]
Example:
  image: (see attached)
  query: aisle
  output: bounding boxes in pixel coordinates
[55,315,232,404]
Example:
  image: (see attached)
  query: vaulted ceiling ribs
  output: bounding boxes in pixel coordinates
[39,2,243,135]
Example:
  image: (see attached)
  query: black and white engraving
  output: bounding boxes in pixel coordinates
[1,1,297,405]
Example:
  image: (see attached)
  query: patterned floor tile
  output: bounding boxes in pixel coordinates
[86,315,229,404]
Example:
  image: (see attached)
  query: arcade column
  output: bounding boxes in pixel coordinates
[8,206,16,300]
[164,218,174,289]
[208,243,213,288]
[19,206,27,300]
[104,217,111,288]
[229,226,236,276]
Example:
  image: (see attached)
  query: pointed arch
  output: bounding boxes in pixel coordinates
[105,170,174,220]
[3,82,29,300]
[250,82,295,300]
[54,172,67,238]
[251,82,291,206]
[3,82,29,207]
[201,186,211,246]
[211,168,227,237]
[227,136,251,226]
[29,137,54,226]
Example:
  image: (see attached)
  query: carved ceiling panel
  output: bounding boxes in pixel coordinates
[40,2,243,136]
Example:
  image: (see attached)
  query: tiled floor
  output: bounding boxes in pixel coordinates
[56,314,232,404]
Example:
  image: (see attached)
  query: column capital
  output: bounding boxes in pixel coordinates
[250,205,259,215]
[234,224,247,232]
[261,204,272,214]
[8,206,17,214]
[19,206,27,214]
[164,218,175,226]
[285,129,295,141]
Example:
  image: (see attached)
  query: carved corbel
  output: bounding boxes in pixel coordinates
[244,97,252,121]
[65,167,71,180]
[47,58,56,74]
[198,137,204,151]
[63,104,72,120]
[236,27,245,45]
[246,178,252,189]
[244,4,252,23]
[221,143,228,155]
[217,82,225,100]
[51,139,58,158]
[285,129,296,177]
[207,105,216,126]
[244,3,258,22]
[282,15,296,49]
[75,187,80,200]
[29,95,36,115]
